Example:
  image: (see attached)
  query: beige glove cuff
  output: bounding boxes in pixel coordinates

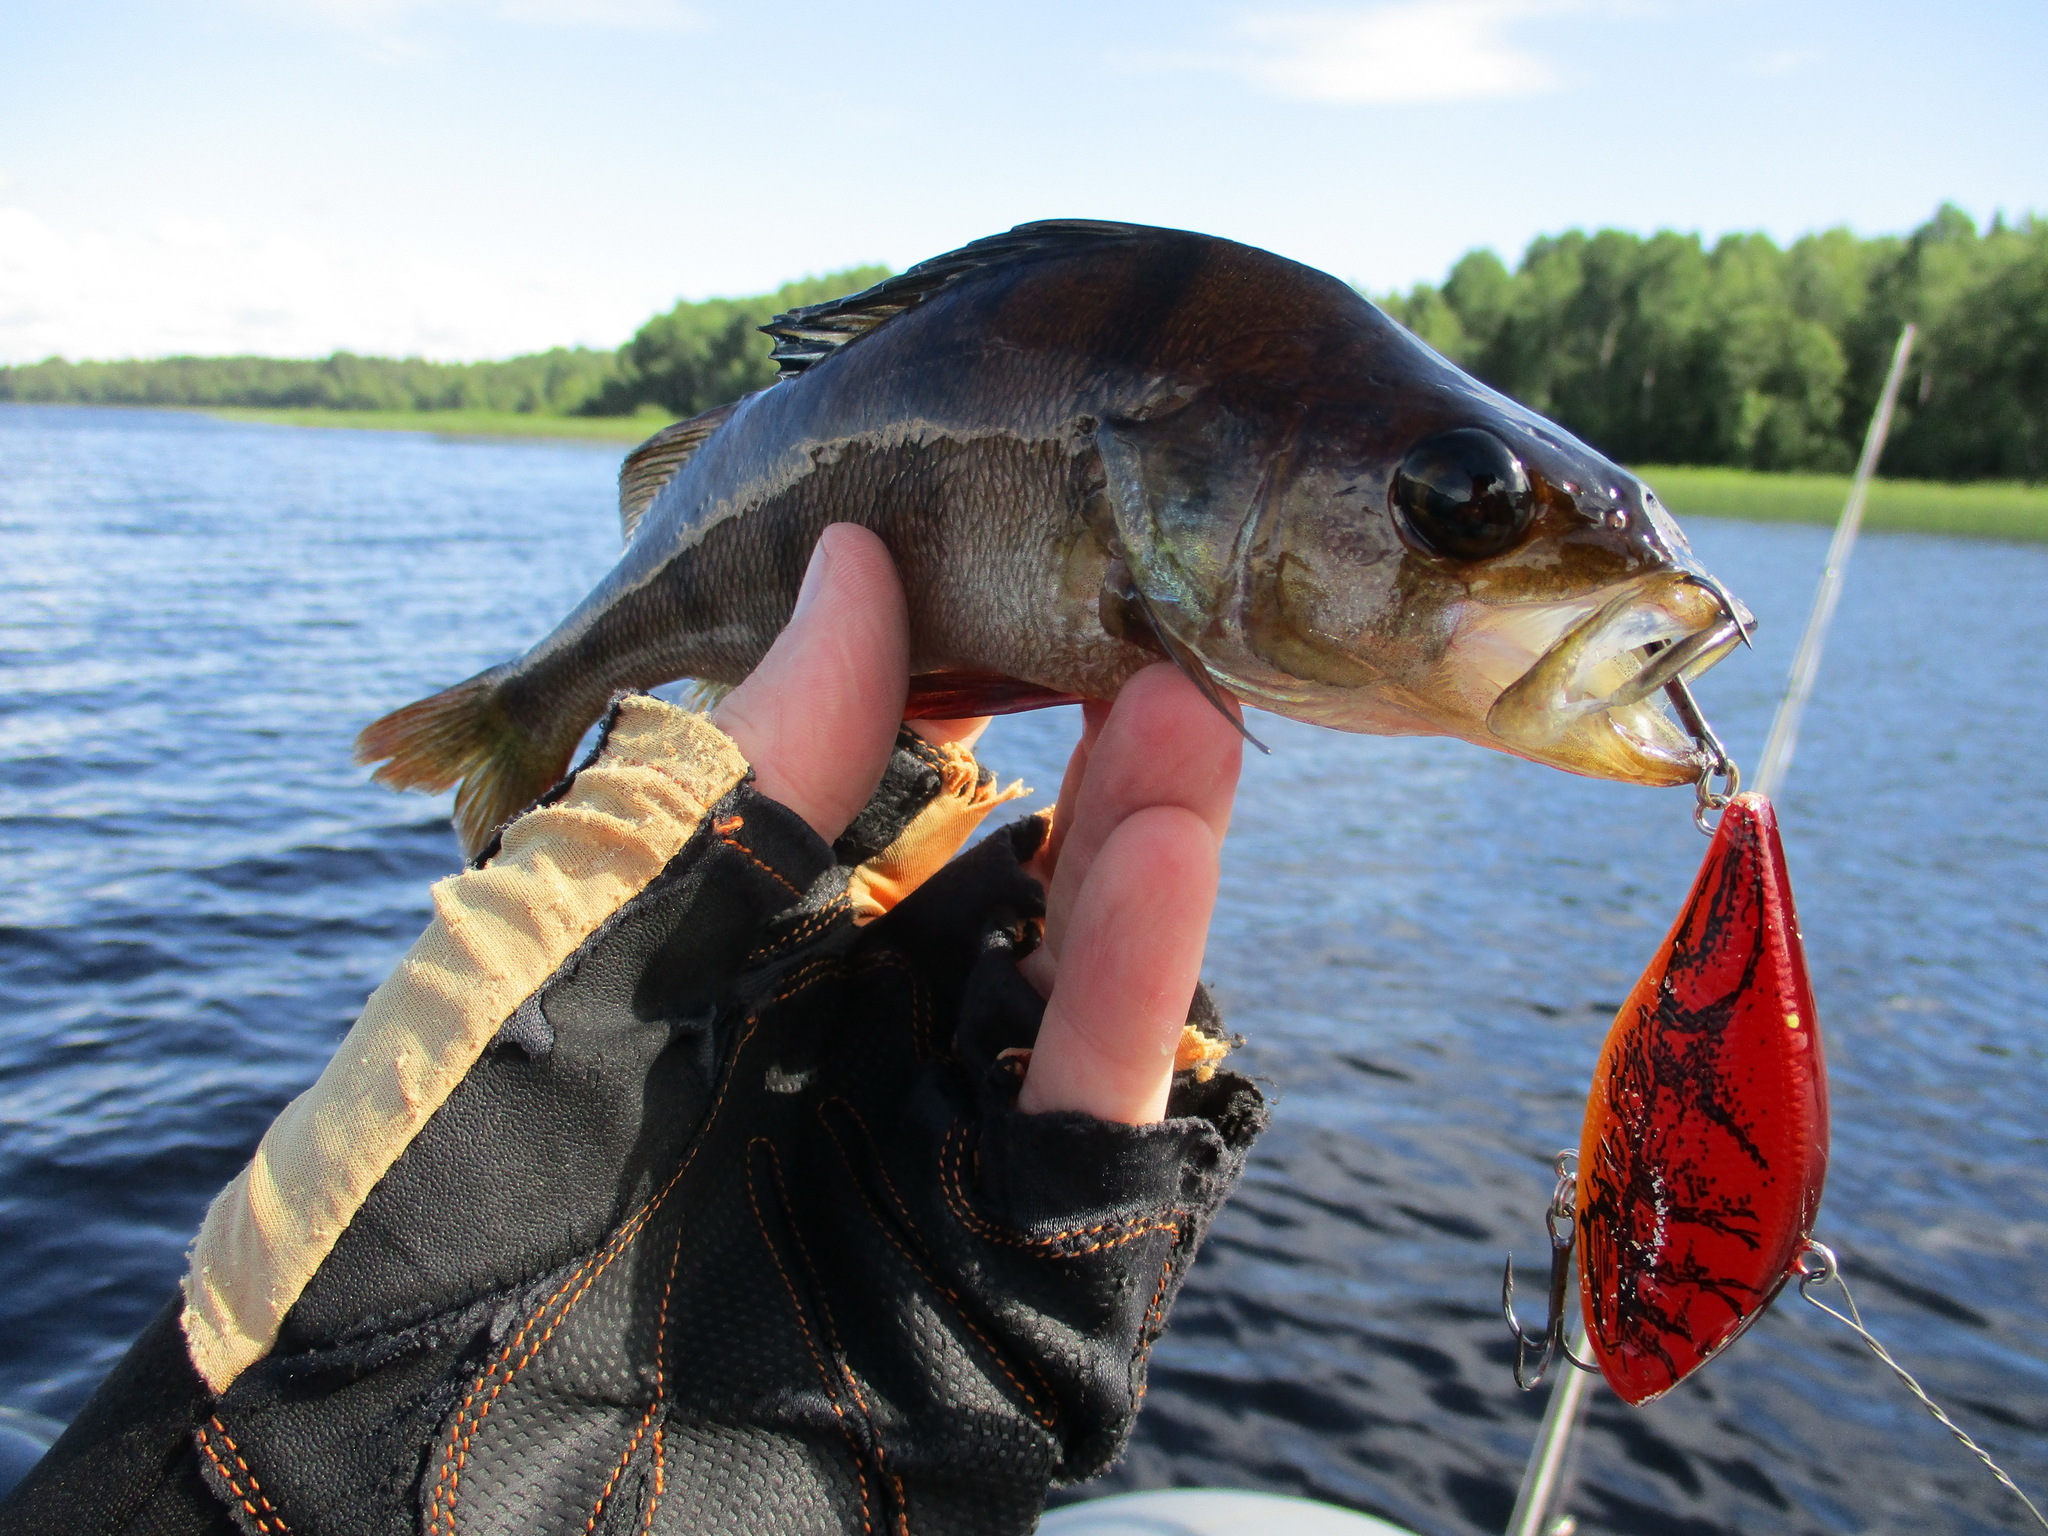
[181,698,750,1392]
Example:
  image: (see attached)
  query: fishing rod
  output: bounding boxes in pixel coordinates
[1753,324,1916,799]
[1501,324,1918,1536]
[1504,1317,1594,1536]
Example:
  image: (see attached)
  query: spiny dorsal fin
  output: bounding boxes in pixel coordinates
[618,400,741,543]
[760,220,1155,376]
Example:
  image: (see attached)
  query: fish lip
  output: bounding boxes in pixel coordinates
[1483,572,1747,783]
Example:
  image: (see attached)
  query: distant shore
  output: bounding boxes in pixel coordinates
[1639,464,2048,543]
[186,407,2048,542]
[202,405,675,444]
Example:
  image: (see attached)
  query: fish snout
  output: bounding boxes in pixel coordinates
[1484,573,1751,786]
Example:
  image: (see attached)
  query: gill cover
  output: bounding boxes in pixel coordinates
[1092,386,1750,789]
[1095,393,1282,666]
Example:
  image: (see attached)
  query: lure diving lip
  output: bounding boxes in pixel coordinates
[1574,792,1830,1405]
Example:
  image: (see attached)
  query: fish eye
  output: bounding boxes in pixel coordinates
[1390,428,1535,562]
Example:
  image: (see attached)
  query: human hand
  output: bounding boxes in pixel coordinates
[713,522,1243,1125]
[5,523,1265,1536]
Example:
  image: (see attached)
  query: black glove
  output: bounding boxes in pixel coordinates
[1,699,1264,1536]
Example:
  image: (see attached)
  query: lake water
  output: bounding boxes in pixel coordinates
[2,403,2043,1535]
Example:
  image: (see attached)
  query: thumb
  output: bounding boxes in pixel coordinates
[711,523,910,842]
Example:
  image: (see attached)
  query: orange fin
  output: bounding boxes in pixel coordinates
[904,670,1086,720]
[354,666,566,858]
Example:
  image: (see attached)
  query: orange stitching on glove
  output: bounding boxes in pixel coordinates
[1133,1251,1181,1397]
[432,955,851,1532]
[428,1187,657,1533]
[938,1124,1185,1255]
[644,1421,666,1534]
[199,1417,292,1535]
[760,1136,909,1536]
[712,814,804,899]
[821,1099,1059,1433]
[586,1413,653,1534]
[747,895,854,966]
[747,1138,874,1536]
[634,1087,694,1535]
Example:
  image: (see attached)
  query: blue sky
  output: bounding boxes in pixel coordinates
[1,0,2042,362]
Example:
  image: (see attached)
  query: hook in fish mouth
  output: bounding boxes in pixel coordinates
[1483,573,1754,786]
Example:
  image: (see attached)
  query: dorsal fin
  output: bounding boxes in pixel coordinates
[760,220,1156,376]
[617,400,741,543]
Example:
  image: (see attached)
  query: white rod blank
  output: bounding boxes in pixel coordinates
[1751,324,1917,800]
[1506,1325,1596,1536]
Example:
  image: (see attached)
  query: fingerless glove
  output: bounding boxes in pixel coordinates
[1,698,1265,1536]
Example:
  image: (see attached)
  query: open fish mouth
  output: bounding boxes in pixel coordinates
[1483,573,1753,786]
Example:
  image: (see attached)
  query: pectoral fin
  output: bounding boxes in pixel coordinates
[1124,582,1271,754]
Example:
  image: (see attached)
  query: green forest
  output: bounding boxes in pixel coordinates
[2,208,2041,481]
[0,347,625,416]
[1382,204,2047,482]
[0,265,888,420]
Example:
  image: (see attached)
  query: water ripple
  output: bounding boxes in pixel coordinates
[2,403,2044,1534]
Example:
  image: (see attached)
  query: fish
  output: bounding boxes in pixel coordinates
[356,219,1755,855]
[1575,792,1829,1404]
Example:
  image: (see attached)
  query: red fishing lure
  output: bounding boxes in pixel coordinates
[1573,792,1830,1404]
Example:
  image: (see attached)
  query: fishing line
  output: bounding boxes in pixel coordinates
[1795,1243,2048,1534]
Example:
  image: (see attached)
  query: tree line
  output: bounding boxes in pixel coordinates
[1382,205,2047,482]
[1,209,2040,480]
[584,266,891,418]
[0,347,625,415]
[0,266,887,421]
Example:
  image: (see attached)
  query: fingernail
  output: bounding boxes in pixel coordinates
[791,532,835,624]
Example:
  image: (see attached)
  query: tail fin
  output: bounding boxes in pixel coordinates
[354,666,563,857]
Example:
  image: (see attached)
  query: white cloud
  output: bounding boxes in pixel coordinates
[489,0,702,28]
[267,0,701,61]
[0,204,660,362]
[1748,46,1819,77]
[289,0,699,28]
[1222,0,1577,105]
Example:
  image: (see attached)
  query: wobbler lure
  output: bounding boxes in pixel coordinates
[1575,790,1829,1403]
[1504,788,1830,1405]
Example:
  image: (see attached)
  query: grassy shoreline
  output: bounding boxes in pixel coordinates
[188,407,2048,541]
[1638,464,2048,542]
[202,405,675,443]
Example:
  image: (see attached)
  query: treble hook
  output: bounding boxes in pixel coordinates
[1502,1150,1597,1389]
[1501,1249,1570,1390]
